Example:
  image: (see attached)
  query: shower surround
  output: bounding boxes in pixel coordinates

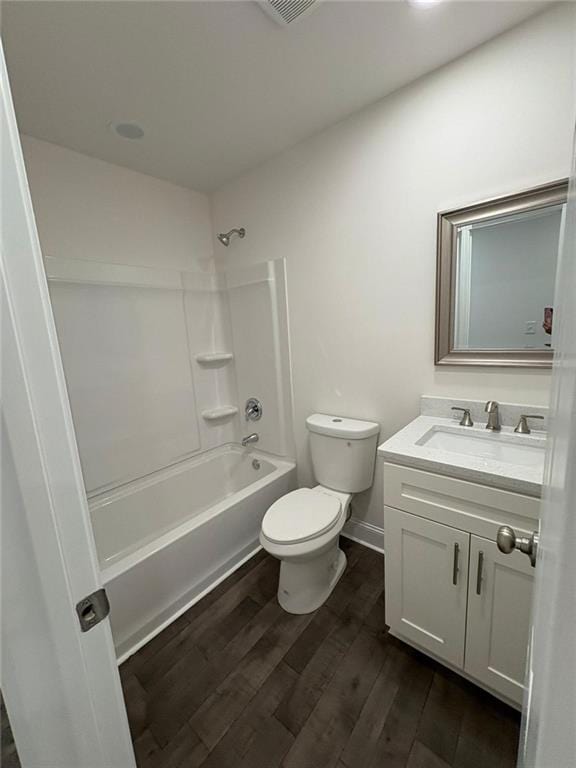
[25,138,295,658]
[45,256,295,658]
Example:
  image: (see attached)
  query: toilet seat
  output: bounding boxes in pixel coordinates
[261,488,342,545]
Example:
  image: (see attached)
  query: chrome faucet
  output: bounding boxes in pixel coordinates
[241,433,259,447]
[514,414,544,434]
[485,401,501,431]
[451,407,474,427]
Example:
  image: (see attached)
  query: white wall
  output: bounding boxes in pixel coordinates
[212,6,575,529]
[21,135,213,270]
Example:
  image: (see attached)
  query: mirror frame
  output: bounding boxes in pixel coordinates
[435,179,568,368]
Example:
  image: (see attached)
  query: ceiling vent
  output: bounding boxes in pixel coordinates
[259,0,322,26]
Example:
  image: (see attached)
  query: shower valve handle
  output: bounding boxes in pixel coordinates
[245,398,263,421]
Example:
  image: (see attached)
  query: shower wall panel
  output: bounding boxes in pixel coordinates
[45,258,243,495]
[226,259,294,458]
[48,268,201,493]
[183,272,238,451]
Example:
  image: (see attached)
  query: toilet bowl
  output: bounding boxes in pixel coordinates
[260,413,379,614]
[260,486,351,614]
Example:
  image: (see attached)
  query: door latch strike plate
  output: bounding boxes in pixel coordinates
[76,588,110,632]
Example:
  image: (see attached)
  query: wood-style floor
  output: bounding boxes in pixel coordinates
[1,693,21,768]
[121,539,521,768]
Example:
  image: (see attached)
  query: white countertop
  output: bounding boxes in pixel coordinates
[378,415,545,497]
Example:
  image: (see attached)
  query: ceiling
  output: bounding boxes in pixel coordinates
[2,0,551,192]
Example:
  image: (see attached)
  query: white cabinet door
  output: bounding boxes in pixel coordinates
[385,507,470,667]
[465,535,534,705]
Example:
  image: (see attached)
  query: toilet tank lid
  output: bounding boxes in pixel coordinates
[306,413,380,440]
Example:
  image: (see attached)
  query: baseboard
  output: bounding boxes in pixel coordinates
[342,517,385,554]
[116,541,262,664]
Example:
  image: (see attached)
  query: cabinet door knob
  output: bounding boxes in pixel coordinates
[496,525,539,568]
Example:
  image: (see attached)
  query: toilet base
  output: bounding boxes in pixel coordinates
[277,542,347,614]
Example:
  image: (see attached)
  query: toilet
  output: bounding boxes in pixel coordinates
[260,413,379,614]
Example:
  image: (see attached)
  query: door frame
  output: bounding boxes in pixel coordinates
[1,42,135,767]
[519,124,576,767]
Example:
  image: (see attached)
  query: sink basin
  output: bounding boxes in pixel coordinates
[416,426,545,468]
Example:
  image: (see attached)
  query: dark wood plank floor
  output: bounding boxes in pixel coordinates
[1,693,22,768]
[121,540,521,768]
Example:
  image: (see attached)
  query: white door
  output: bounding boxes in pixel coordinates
[1,44,136,767]
[385,507,469,667]
[465,536,533,706]
[518,132,576,766]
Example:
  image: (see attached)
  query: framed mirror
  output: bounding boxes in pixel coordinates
[435,179,567,368]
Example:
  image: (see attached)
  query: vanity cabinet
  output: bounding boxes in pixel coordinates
[384,463,538,707]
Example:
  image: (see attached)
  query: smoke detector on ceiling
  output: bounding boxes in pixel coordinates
[258,0,323,27]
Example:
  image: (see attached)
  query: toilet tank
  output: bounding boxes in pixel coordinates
[306,414,380,493]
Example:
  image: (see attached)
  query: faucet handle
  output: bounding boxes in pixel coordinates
[514,414,544,434]
[451,407,474,427]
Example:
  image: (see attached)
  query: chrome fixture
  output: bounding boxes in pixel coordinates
[484,401,501,431]
[514,414,545,434]
[217,228,245,247]
[497,525,539,568]
[451,407,473,427]
[241,433,259,447]
[452,543,460,585]
[475,550,484,595]
[252,458,261,470]
[245,397,263,422]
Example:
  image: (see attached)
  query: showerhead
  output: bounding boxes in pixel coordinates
[217,228,245,247]
[217,232,231,247]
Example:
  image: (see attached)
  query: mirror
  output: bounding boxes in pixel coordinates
[435,179,567,367]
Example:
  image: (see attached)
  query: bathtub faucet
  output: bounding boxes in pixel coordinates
[241,433,259,447]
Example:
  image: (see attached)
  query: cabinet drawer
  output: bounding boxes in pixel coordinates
[384,463,539,540]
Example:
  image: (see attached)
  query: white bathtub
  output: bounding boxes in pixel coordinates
[89,445,296,661]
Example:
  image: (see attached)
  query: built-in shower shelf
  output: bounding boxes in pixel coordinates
[195,352,234,365]
[201,406,239,421]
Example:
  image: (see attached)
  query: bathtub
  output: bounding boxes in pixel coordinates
[89,445,296,661]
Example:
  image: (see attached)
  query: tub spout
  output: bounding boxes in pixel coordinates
[241,433,259,447]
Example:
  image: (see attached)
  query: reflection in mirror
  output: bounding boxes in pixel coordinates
[435,179,568,368]
[453,204,564,350]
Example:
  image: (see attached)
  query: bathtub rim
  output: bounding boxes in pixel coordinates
[89,441,281,507]
[96,447,295,583]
